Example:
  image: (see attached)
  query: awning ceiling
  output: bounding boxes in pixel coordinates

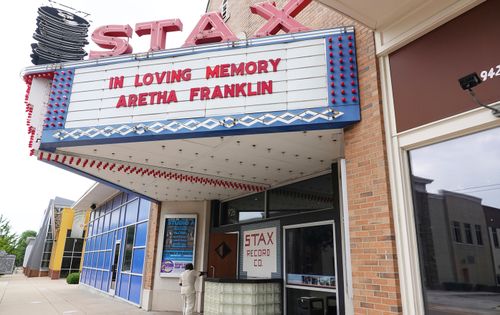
[72,183,119,212]
[316,0,455,29]
[45,129,343,202]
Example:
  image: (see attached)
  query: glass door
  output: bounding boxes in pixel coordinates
[109,241,121,295]
[283,221,337,315]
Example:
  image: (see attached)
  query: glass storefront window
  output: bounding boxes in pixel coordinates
[284,223,336,315]
[122,225,135,272]
[218,172,337,226]
[409,127,500,314]
[285,224,335,286]
[221,192,265,225]
[268,174,334,217]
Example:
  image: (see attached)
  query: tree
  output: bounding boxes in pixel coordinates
[14,230,37,266]
[0,215,17,255]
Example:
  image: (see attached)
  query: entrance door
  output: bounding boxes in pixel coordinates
[109,241,121,295]
[207,232,238,279]
[283,222,337,315]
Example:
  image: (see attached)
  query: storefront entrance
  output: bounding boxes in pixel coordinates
[207,232,238,279]
[109,240,121,295]
[209,168,344,314]
[284,222,337,315]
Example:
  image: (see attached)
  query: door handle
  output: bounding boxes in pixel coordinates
[210,265,216,278]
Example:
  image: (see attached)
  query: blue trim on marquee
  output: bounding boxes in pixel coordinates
[40,105,359,149]
[38,27,361,149]
[42,159,158,203]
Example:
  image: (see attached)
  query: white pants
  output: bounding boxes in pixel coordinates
[182,293,195,315]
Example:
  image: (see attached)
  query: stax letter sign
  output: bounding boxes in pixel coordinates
[242,227,277,278]
[89,0,312,59]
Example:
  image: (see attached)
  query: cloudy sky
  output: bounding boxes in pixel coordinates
[0,0,207,234]
[410,127,500,208]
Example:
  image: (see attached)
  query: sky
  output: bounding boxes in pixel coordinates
[0,0,207,234]
[410,127,500,209]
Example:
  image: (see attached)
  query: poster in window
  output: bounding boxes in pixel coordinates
[160,214,197,277]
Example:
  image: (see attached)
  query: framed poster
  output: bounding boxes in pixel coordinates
[160,214,197,277]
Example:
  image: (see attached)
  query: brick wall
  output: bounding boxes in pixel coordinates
[207,1,401,313]
[143,202,161,290]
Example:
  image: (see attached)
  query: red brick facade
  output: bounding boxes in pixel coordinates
[205,1,401,313]
[23,267,49,278]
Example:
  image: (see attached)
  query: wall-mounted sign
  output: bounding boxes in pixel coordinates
[160,214,197,277]
[242,227,277,278]
[35,27,360,149]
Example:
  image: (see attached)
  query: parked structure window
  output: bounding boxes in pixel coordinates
[464,223,473,244]
[452,221,462,243]
[41,220,54,269]
[475,225,483,245]
[493,228,500,248]
[60,237,83,278]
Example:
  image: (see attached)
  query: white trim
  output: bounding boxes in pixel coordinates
[380,55,425,315]
[284,284,337,293]
[339,159,354,315]
[397,104,500,150]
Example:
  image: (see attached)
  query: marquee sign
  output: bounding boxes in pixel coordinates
[27,26,360,150]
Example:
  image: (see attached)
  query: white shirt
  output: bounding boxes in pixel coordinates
[179,270,198,294]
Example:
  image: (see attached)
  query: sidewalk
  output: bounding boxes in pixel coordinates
[0,272,182,315]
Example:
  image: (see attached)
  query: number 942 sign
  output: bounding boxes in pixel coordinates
[480,65,500,82]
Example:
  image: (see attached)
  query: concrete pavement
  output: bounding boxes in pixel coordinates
[0,271,182,315]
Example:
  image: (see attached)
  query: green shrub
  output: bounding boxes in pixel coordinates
[66,272,80,284]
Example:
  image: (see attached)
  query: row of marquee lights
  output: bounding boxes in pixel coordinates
[90,0,313,58]
[36,151,267,193]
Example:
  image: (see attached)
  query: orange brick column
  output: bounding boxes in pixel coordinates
[343,34,402,313]
[143,202,161,290]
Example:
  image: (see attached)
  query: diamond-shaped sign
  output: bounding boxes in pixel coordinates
[215,242,232,259]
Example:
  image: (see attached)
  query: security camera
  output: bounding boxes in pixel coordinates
[90,203,97,210]
[458,72,500,118]
[458,72,482,90]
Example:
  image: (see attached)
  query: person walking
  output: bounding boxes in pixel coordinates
[179,263,204,315]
